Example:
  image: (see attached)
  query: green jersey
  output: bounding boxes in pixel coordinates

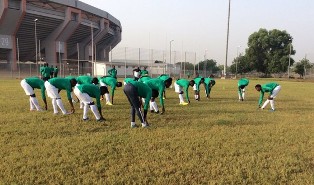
[54,67,58,76]
[128,81,152,110]
[258,82,279,106]
[238,78,249,98]
[77,84,101,109]
[40,66,52,78]
[193,77,203,91]
[158,74,170,81]
[124,78,137,84]
[99,77,117,97]
[77,76,93,84]
[204,78,215,96]
[145,78,165,107]
[176,79,191,102]
[141,69,149,76]
[108,68,117,78]
[25,77,46,100]
[138,76,151,83]
[48,77,73,100]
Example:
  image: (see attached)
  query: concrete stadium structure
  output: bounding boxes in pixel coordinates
[0,0,121,73]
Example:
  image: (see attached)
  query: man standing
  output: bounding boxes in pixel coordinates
[255,82,281,111]
[145,77,172,114]
[123,80,156,128]
[140,67,149,77]
[174,78,195,105]
[108,65,117,78]
[54,66,59,77]
[99,76,122,105]
[73,84,105,122]
[20,77,47,111]
[238,78,249,101]
[40,63,52,81]
[44,77,77,115]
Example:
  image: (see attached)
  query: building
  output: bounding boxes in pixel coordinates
[0,0,121,76]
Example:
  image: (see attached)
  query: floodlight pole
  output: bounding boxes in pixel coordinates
[224,0,231,78]
[34,18,38,76]
[169,40,174,75]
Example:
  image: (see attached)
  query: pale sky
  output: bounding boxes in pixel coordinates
[80,0,314,65]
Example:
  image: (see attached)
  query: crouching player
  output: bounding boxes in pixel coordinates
[124,81,158,128]
[238,78,249,101]
[74,84,105,122]
[145,77,173,114]
[45,77,77,115]
[255,82,281,111]
[20,77,47,111]
[174,78,195,105]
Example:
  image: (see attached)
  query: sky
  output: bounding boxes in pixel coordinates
[80,0,314,65]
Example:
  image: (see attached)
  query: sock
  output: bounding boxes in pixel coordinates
[90,105,101,120]
[149,102,154,111]
[261,99,270,109]
[270,100,275,110]
[52,99,58,114]
[238,93,242,100]
[80,101,84,109]
[29,97,35,110]
[142,98,145,104]
[179,94,184,103]
[242,92,245,99]
[131,122,136,127]
[83,104,89,119]
[56,99,67,114]
[105,93,110,103]
[194,95,197,100]
[152,102,159,112]
[30,97,41,110]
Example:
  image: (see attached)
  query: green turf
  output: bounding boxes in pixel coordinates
[0,78,313,184]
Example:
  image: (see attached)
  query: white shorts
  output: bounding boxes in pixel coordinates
[73,86,93,104]
[99,81,107,87]
[134,71,140,78]
[270,85,281,98]
[21,79,34,95]
[44,81,61,99]
[193,84,197,91]
[174,82,183,93]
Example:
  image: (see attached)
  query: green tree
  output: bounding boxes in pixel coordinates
[176,62,194,70]
[294,58,312,78]
[230,55,254,74]
[197,59,220,74]
[246,28,295,76]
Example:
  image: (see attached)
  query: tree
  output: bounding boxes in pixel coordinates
[294,58,312,78]
[246,28,295,76]
[175,62,194,70]
[197,59,220,74]
[230,55,254,75]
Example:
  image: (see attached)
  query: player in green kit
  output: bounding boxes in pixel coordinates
[144,77,173,114]
[255,82,281,111]
[108,65,117,78]
[174,78,195,105]
[73,84,105,122]
[123,81,158,128]
[99,76,122,105]
[40,63,52,81]
[76,75,99,85]
[140,67,149,76]
[44,77,77,115]
[204,77,216,99]
[238,78,249,101]
[158,74,171,99]
[193,77,205,101]
[20,77,47,111]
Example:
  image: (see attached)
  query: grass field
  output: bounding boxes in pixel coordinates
[0,78,313,184]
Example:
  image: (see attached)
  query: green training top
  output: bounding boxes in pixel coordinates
[99,76,117,97]
[193,77,203,91]
[258,82,279,106]
[77,84,101,109]
[138,76,151,83]
[145,78,165,107]
[124,78,137,84]
[77,76,93,84]
[40,66,52,78]
[204,78,215,96]
[158,74,170,81]
[140,69,149,76]
[108,68,117,78]
[176,79,191,102]
[238,78,249,98]
[25,77,46,100]
[127,81,152,110]
[48,77,73,100]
